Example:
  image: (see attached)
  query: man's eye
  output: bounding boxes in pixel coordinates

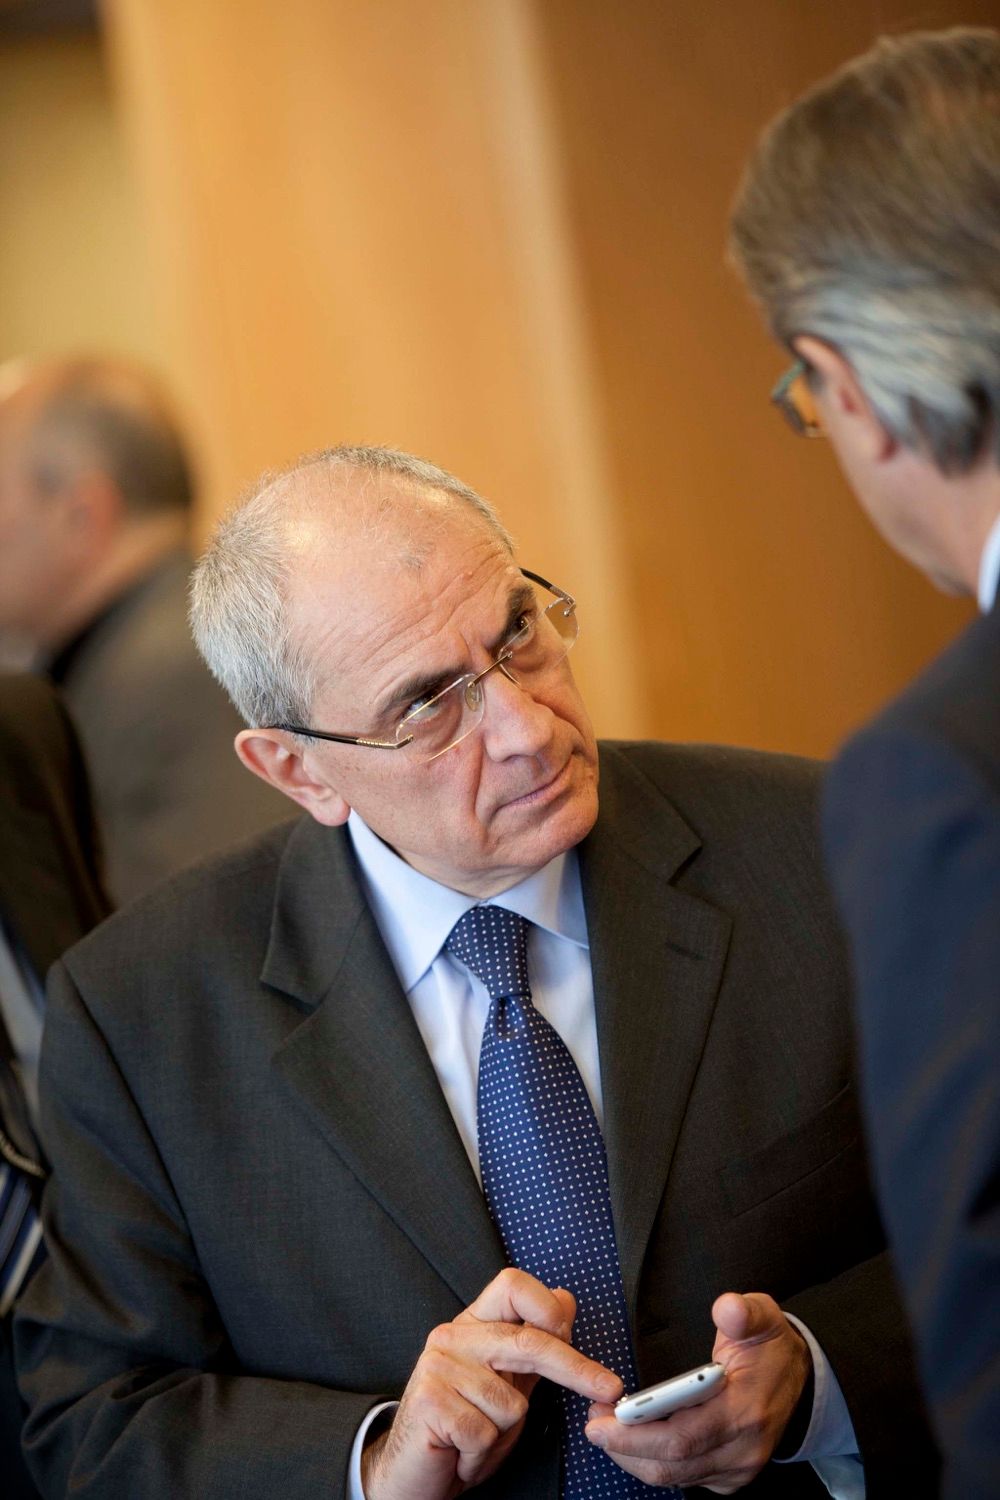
[505,612,534,649]
[403,689,445,722]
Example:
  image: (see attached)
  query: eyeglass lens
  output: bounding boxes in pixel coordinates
[773,362,823,437]
[789,369,821,434]
[399,581,578,761]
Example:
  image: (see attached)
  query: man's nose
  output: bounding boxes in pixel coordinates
[480,663,553,760]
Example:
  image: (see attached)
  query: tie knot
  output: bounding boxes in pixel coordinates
[446,906,531,1003]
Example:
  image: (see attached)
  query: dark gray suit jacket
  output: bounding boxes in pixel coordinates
[0,676,110,992]
[0,674,111,1500]
[55,549,287,902]
[16,743,934,1498]
[823,603,1000,1500]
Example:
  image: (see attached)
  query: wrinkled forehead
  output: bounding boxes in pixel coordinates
[282,475,516,714]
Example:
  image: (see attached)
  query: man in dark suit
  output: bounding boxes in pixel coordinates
[730,27,1000,1500]
[16,447,932,1498]
[0,674,111,1498]
[0,357,287,902]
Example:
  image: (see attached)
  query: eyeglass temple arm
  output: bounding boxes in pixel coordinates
[267,724,414,749]
[520,568,576,610]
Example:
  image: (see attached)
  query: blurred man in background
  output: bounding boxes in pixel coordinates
[0,673,111,1499]
[731,27,1000,1500]
[0,357,287,902]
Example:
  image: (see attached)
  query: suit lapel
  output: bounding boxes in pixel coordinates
[581,747,731,1318]
[265,818,505,1308]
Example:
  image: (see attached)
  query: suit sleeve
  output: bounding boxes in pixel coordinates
[822,725,1000,1500]
[15,962,379,1500]
[783,1248,937,1494]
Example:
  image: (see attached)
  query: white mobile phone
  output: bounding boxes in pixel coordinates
[614,1361,726,1425]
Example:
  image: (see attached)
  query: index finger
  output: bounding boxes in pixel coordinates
[480,1319,623,1403]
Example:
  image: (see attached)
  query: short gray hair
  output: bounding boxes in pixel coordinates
[730,27,1000,473]
[189,444,514,728]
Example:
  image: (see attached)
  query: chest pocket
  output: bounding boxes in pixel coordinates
[718,1081,863,1219]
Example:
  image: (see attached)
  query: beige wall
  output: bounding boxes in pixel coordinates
[0,32,157,367]
[6,4,988,753]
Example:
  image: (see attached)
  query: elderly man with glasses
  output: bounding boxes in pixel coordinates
[15,446,932,1499]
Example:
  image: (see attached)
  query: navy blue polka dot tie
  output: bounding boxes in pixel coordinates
[447,906,677,1498]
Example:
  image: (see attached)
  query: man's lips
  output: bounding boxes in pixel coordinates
[496,755,574,813]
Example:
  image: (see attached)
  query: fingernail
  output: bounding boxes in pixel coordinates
[597,1372,621,1395]
[586,1425,606,1448]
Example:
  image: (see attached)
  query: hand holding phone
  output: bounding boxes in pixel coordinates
[614,1360,726,1425]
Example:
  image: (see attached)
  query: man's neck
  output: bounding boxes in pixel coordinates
[942,461,1000,599]
[43,512,188,653]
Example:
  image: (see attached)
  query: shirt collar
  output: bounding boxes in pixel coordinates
[347,811,588,994]
[977,510,1000,614]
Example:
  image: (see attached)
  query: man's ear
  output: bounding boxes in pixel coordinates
[235,729,351,826]
[793,335,896,462]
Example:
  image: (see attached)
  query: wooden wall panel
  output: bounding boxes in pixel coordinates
[102,0,988,754]
[536,0,983,754]
[102,0,645,737]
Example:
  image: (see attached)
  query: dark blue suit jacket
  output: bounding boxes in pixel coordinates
[823,601,1000,1500]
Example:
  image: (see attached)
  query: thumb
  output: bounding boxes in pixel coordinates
[712,1291,782,1345]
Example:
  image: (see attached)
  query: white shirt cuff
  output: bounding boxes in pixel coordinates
[347,1401,398,1500]
[778,1314,865,1500]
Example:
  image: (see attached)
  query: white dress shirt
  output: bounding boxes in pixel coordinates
[344,811,863,1499]
[977,510,1000,613]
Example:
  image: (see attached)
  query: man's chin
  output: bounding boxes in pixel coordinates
[519,769,599,863]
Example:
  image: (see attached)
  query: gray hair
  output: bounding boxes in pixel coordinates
[730,27,1000,473]
[189,444,515,728]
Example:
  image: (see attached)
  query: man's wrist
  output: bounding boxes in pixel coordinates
[772,1331,815,1461]
[352,1402,396,1500]
[360,1426,389,1498]
[778,1312,861,1466]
